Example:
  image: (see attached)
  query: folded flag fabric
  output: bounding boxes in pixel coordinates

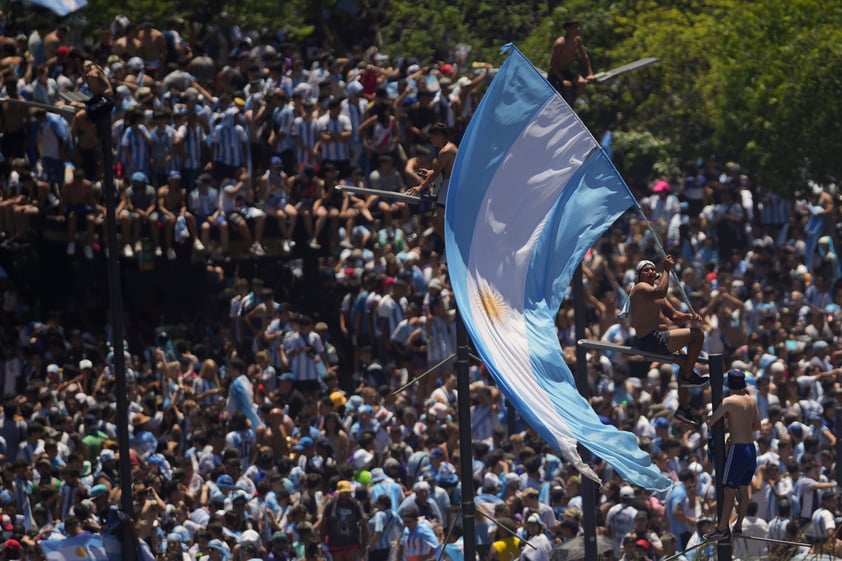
[445,44,671,491]
[23,0,87,16]
[40,533,121,561]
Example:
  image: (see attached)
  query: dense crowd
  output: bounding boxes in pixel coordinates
[0,9,841,561]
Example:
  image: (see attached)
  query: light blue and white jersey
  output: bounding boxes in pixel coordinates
[284,331,325,382]
[341,97,369,144]
[58,481,78,519]
[150,125,179,175]
[211,121,248,166]
[226,428,256,470]
[379,294,406,341]
[272,104,296,153]
[177,123,205,170]
[400,518,439,560]
[188,187,219,218]
[293,117,319,166]
[120,125,151,174]
[316,114,351,161]
[370,508,403,550]
[427,315,455,365]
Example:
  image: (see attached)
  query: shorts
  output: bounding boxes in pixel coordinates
[64,204,92,218]
[636,330,670,354]
[265,195,289,209]
[435,180,449,209]
[723,443,756,488]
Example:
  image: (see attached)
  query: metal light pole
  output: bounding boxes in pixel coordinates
[84,67,136,561]
[455,311,477,561]
[572,265,598,561]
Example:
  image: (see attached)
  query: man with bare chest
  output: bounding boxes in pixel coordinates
[71,108,99,180]
[61,169,99,259]
[704,369,761,541]
[138,19,166,77]
[155,171,201,259]
[629,255,707,425]
[549,19,595,104]
[406,122,457,238]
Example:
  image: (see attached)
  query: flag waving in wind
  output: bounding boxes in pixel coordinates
[445,44,670,491]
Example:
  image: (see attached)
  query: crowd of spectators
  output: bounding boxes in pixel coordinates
[0,9,840,561]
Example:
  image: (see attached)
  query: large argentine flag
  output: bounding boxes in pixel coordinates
[445,45,670,491]
[40,534,122,561]
[21,0,87,16]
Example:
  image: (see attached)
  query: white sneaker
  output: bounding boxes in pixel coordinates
[166,247,177,261]
[154,246,163,257]
[250,242,266,256]
[66,241,76,255]
[288,239,296,248]
[309,238,321,250]
[193,239,205,252]
[134,240,142,253]
[83,245,94,260]
[123,243,134,258]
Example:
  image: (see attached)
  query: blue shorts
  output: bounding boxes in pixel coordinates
[723,443,756,488]
[637,330,670,354]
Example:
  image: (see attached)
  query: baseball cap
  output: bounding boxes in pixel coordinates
[727,369,747,390]
[216,474,235,489]
[336,480,353,494]
[620,485,635,499]
[131,171,148,184]
[294,436,314,451]
[270,156,283,166]
[652,180,670,193]
[79,359,93,370]
[330,391,347,408]
[47,363,60,374]
[89,484,108,498]
[526,513,542,525]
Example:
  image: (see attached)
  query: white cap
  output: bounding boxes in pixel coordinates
[79,359,93,370]
[47,364,60,374]
[620,485,635,499]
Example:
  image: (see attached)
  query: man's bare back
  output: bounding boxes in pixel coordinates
[708,393,760,444]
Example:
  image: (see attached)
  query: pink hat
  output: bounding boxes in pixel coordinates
[652,180,670,193]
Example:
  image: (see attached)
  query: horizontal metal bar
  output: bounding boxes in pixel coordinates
[577,338,709,365]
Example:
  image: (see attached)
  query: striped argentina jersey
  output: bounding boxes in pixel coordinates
[150,125,179,174]
[178,123,206,170]
[284,330,325,381]
[400,518,440,561]
[188,187,219,218]
[316,113,351,161]
[225,428,256,470]
[426,315,455,365]
[378,294,406,340]
[272,104,296,153]
[341,97,369,144]
[120,125,151,174]
[370,509,403,550]
[211,121,248,166]
[293,116,319,166]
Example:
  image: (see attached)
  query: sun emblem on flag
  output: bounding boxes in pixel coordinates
[475,278,508,324]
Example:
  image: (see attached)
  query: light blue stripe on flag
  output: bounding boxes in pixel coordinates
[40,534,121,561]
[445,44,671,491]
[25,0,87,16]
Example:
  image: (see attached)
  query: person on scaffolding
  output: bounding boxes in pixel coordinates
[629,255,707,426]
[704,369,761,542]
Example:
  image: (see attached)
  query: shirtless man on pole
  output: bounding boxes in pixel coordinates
[704,369,761,541]
[629,256,707,426]
[549,19,595,105]
[406,122,456,238]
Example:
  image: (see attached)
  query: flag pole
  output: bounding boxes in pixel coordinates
[573,265,598,561]
[455,308,477,561]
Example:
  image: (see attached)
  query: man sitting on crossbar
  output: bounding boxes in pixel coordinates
[629,255,708,426]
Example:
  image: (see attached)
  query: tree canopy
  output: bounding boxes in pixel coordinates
[68,0,841,194]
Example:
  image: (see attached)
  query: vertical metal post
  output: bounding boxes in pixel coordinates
[91,94,136,561]
[709,354,731,561]
[572,266,597,561]
[455,311,476,561]
[836,407,842,490]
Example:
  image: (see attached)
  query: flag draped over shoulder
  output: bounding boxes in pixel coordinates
[444,44,670,491]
